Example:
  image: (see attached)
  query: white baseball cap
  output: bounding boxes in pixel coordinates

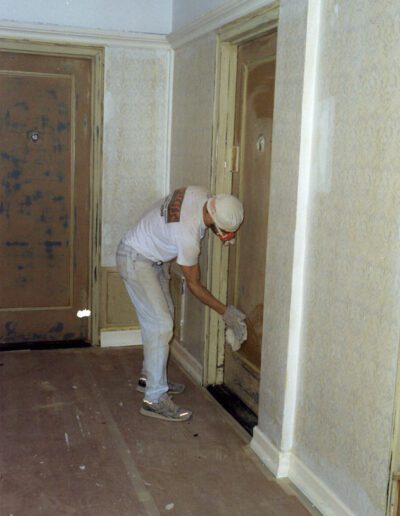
[207,194,244,232]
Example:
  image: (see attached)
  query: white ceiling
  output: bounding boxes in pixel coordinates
[172,0,232,31]
[0,0,173,34]
[0,0,240,35]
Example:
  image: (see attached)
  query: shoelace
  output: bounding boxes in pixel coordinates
[161,395,175,409]
[162,395,188,415]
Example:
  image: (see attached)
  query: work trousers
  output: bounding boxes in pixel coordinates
[116,241,174,402]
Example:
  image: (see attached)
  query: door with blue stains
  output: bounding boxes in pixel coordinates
[0,51,92,345]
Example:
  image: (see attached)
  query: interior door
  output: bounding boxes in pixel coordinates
[0,51,92,345]
[224,32,277,414]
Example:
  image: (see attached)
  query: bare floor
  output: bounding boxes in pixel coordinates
[0,347,312,515]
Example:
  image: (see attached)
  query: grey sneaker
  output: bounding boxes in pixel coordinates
[140,394,192,422]
[136,376,185,395]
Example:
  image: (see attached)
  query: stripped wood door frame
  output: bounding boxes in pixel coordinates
[203,3,279,385]
[0,39,104,345]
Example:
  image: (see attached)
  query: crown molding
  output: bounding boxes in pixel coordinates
[0,1,280,51]
[168,0,279,49]
[0,20,169,49]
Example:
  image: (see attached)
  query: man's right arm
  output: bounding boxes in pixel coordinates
[180,263,247,345]
[180,263,226,315]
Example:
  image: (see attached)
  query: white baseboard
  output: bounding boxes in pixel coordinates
[170,339,203,385]
[250,426,354,516]
[250,426,290,478]
[100,329,142,348]
[289,454,355,516]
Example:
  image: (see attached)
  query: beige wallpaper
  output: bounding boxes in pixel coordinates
[253,0,400,514]
[101,46,170,267]
[293,1,400,514]
[170,33,217,191]
[169,33,217,363]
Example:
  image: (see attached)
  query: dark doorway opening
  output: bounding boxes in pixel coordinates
[207,384,258,435]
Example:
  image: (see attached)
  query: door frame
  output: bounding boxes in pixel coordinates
[203,3,279,385]
[0,39,104,345]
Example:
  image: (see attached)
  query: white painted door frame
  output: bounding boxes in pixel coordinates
[203,2,279,386]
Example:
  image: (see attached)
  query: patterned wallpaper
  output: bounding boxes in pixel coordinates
[101,47,170,266]
[170,33,216,191]
[258,0,400,514]
[294,1,400,513]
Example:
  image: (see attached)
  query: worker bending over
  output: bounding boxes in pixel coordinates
[117,186,246,422]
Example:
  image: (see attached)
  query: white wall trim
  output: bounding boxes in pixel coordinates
[289,454,355,516]
[168,0,279,49]
[0,21,169,49]
[280,0,322,453]
[100,329,142,348]
[171,338,203,386]
[250,426,290,478]
[250,426,354,515]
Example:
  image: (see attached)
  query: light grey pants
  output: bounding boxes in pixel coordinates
[116,241,174,402]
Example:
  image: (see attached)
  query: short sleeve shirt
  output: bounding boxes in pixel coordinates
[122,186,210,266]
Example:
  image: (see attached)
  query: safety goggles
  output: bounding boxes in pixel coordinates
[212,223,236,243]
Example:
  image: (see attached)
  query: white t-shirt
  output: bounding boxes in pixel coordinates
[122,186,210,266]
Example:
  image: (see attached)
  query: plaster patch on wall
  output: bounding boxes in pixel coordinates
[101,47,169,266]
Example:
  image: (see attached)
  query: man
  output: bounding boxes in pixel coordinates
[116,186,247,422]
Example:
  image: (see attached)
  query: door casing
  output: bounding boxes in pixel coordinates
[0,39,104,345]
[204,3,279,385]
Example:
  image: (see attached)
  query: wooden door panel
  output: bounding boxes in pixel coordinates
[1,73,72,308]
[0,52,91,344]
[235,60,275,366]
[224,32,277,414]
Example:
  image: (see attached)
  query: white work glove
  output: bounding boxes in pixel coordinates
[223,305,247,348]
[226,324,247,351]
[223,304,246,326]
